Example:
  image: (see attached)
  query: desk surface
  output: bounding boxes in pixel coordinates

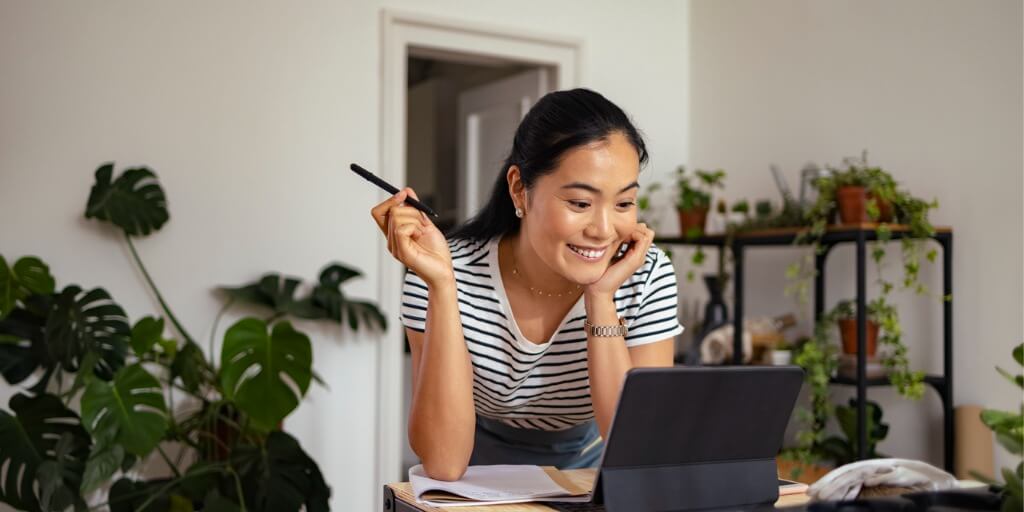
[384,469,811,511]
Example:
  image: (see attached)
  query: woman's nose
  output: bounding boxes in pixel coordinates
[584,209,615,240]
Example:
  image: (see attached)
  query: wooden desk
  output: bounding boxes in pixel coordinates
[383,469,811,511]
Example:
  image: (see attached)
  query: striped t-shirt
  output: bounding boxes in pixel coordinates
[400,235,684,431]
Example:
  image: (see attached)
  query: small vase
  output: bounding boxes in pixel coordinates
[699,274,729,339]
[769,349,792,365]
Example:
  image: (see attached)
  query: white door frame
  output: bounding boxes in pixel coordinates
[377,8,581,487]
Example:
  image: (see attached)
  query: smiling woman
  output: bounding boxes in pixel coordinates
[371,89,684,481]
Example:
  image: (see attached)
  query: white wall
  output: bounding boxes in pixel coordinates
[0,1,690,510]
[685,0,1023,473]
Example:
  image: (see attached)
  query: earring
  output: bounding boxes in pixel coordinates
[515,207,524,218]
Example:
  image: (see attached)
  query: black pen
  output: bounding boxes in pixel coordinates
[349,163,439,218]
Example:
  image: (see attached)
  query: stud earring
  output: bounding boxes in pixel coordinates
[515,207,524,218]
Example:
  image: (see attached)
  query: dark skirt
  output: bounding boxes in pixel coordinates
[469,415,604,469]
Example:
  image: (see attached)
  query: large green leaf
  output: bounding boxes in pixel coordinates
[310,263,386,331]
[171,341,214,394]
[318,263,361,288]
[80,433,125,493]
[84,162,169,236]
[130,316,164,356]
[219,274,303,316]
[233,431,330,512]
[0,393,91,512]
[0,302,54,387]
[220,318,311,431]
[81,363,168,457]
[37,432,89,511]
[45,285,129,380]
[344,299,388,331]
[0,256,54,320]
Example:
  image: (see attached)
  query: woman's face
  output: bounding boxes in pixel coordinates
[514,131,641,285]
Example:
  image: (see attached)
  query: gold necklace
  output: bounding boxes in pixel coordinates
[511,254,581,298]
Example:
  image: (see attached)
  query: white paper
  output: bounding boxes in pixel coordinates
[409,464,592,507]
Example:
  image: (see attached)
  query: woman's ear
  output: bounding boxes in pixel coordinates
[507,165,526,209]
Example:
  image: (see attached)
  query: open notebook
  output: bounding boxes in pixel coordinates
[408,464,592,507]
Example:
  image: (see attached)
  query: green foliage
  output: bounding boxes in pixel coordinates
[81,363,168,457]
[84,163,169,237]
[0,256,55,320]
[870,297,925,398]
[791,308,840,464]
[819,398,890,465]
[674,165,725,211]
[0,393,90,512]
[220,319,312,431]
[0,162,389,511]
[219,263,387,332]
[978,343,1023,511]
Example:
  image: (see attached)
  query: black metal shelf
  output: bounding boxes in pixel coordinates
[830,374,947,391]
[656,224,954,472]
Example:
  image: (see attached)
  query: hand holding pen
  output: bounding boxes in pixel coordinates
[360,163,454,287]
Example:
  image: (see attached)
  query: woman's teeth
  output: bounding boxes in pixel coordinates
[569,244,606,260]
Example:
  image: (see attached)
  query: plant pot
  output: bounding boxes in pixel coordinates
[678,206,709,238]
[776,456,834,485]
[836,186,894,224]
[837,318,878,356]
[769,349,792,365]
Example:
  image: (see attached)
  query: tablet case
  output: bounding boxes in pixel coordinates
[594,366,804,511]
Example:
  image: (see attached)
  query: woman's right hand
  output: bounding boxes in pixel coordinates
[371,188,454,287]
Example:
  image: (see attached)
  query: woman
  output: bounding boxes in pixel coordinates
[371,88,683,481]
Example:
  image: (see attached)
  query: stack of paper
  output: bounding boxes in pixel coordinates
[408,464,592,507]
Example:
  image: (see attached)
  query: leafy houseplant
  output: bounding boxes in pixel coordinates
[674,165,725,239]
[973,343,1023,512]
[819,398,890,466]
[0,163,386,511]
[833,299,880,357]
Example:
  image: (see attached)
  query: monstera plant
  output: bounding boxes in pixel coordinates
[0,162,385,511]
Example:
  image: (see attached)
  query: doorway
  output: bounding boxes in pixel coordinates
[403,52,554,473]
[378,9,580,486]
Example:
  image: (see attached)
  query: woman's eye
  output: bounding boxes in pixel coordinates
[568,201,590,209]
[618,201,636,209]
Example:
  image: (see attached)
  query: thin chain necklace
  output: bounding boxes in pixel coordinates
[511,253,581,298]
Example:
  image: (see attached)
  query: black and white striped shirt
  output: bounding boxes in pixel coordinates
[400,236,684,431]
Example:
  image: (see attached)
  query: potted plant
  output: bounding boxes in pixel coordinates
[769,339,794,366]
[818,398,890,465]
[833,299,880,357]
[820,152,896,225]
[0,162,386,511]
[973,343,1023,512]
[674,165,726,239]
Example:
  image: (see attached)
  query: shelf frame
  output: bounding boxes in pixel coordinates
[656,224,954,471]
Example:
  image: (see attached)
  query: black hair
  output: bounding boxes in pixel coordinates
[446,88,648,242]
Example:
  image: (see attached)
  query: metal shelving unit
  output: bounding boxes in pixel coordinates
[655,223,954,471]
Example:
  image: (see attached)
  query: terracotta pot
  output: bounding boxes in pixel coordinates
[678,206,709,237]
[836,186,894,224]
[838,318,878,356]
[776,456,834,485]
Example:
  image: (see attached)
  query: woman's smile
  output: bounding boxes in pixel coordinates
[567,243,609,262]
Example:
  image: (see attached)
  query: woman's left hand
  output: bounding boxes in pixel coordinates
[583,223,655,299]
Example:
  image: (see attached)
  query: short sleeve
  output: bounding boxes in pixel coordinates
[400,270,429,333]
[624,247,685,347]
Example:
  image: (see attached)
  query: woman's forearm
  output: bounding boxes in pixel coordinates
[583,292,634,439]
[408,279,476,480]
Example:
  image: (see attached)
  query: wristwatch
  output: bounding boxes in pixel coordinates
[584,317,628,337]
